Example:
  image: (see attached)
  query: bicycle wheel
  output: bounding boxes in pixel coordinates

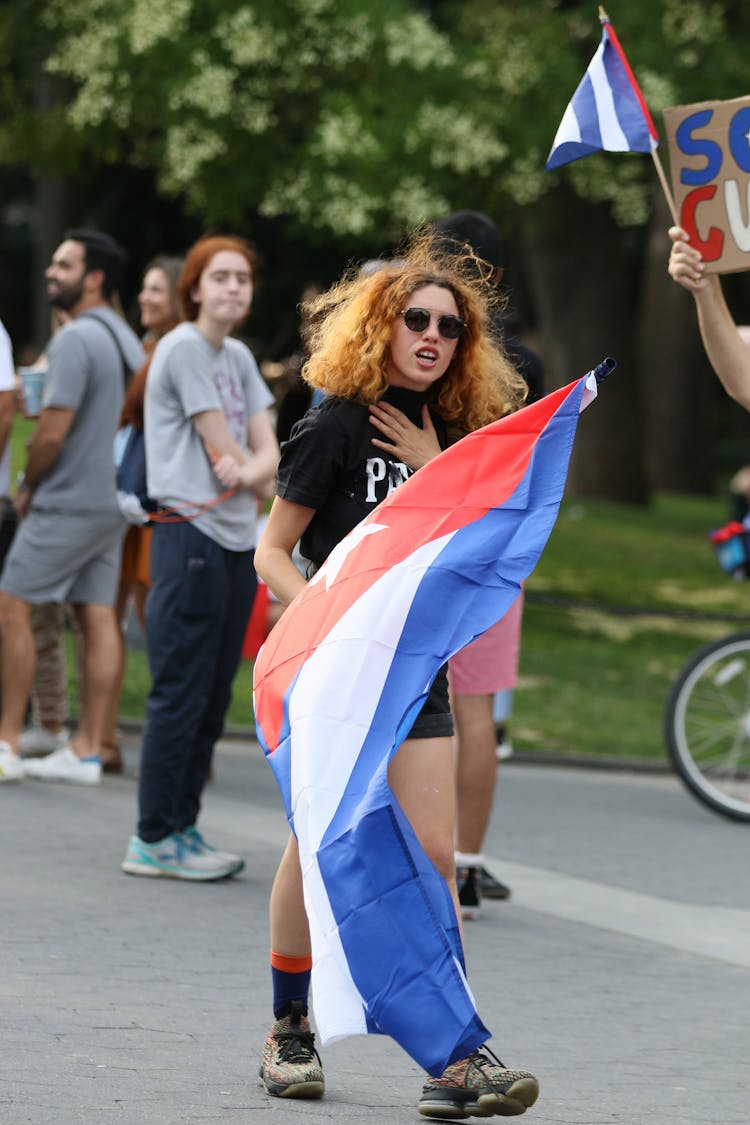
[665,631,750,821]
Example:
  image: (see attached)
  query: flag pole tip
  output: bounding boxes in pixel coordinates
[593,356,617,382]
[598,5,610,23]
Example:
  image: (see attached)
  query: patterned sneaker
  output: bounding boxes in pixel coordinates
[479,866,512,901]
[181,826,245,876]
[121,833,240,881]
[418,1045,538,1119]
[0,742,25,782]
[24,746,101,785]
[457,865,482,920]
[259,1000,324,1099]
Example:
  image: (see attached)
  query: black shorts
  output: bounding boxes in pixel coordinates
[406,663,454,739]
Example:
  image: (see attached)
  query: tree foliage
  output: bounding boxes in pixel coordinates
[22,0,750,240]
[5,0,750,501]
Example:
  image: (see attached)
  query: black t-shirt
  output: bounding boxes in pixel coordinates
[276,385,450,567]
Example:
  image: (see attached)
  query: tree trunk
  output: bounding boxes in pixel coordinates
[32,71,69,351]
[637,189,716,494]
[520,187,650,504]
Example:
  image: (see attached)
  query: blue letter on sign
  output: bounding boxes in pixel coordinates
[677,110,722,186]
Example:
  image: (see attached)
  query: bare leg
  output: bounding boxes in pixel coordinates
[269,833,311,956]
[0,592,35,752]
[453,692,497,855]
[102,584,131,748]
[266,736,461,1027]
[388,734,462,939]
[29,603,68,733]
[70,603,122,759]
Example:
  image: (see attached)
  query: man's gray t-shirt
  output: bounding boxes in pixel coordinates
[145,322,274,551]
[34,308,144,514]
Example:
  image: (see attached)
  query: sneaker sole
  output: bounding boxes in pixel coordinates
[258,1070,324,1099]
[24,771,101,785]
[121,859,236,881]
[480,888,511,901]
[480,1078,540,1116]
[419,1078,539,1120]
[418,1101,481,1119]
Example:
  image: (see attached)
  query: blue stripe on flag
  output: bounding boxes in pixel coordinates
[572,72,603,150]
[317,798,485,1075]
[604,41,651,149]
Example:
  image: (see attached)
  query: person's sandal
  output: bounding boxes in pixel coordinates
[100,741,124,774]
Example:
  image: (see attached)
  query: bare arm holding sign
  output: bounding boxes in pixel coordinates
[668,226,750,409]
[666,94,750,410]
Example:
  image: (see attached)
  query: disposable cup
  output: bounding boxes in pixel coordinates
[18,366,46,418]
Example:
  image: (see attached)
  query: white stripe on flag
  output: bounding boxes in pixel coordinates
[589,42,628,150]
[305,853,370,1040]
[289,531,455,1044]
[289,531,454,850]
[549,99,582,152]
[581,372,599,411]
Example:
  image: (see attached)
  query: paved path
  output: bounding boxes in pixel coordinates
[2,740,748,1124]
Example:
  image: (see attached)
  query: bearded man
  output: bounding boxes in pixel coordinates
[0,229,143,785]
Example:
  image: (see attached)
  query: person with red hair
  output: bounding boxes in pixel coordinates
[253,230,539,1119]
[121,234,279,881]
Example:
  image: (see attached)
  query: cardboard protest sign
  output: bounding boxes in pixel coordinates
[664,96,750,274]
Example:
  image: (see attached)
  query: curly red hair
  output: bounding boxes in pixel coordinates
[301,230,526,434]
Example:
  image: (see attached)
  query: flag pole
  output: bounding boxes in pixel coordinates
[650,147,679,225]
[598,5,679,225]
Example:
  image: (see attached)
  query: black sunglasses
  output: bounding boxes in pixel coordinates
[400,306,466,340]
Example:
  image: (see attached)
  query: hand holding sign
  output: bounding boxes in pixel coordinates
[667,226,707,291]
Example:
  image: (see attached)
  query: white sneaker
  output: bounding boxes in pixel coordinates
[496,736,514,762]
[0,742,25,782]
[24,746,101,785]
[19,725,69,757]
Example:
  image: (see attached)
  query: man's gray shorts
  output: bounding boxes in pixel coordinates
[0,508,125,606]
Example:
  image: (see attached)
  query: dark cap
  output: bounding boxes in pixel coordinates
[432,210,503,272]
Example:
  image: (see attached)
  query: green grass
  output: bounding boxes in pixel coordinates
[17,393,749,760]
[514,494,750,762]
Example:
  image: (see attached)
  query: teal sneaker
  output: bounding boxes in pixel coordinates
[121,833,239,881]
[180,826,245,875]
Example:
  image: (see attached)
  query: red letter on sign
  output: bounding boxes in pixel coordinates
[681,186,724,261]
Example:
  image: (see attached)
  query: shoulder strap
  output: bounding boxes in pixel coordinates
[79,310,135,387]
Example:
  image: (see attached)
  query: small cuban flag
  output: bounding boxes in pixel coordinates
[546,8,659,171]
[253,360,613,1076]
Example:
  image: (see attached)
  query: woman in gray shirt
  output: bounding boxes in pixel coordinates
[121,234,279,881]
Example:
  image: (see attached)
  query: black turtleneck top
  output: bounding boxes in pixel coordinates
[276,385,450,568]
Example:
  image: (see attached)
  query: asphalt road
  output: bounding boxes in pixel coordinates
[2,738,748,1124]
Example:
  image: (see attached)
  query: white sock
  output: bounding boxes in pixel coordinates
[454,851,484,868]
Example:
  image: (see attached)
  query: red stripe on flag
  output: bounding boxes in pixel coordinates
[603,22,659,141]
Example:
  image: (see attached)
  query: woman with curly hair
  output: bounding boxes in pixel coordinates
[254,231,539,1119]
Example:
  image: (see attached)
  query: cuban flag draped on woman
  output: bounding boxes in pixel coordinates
[253,365,607,1076]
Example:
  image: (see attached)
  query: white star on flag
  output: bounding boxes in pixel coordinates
[310,522,388,592]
